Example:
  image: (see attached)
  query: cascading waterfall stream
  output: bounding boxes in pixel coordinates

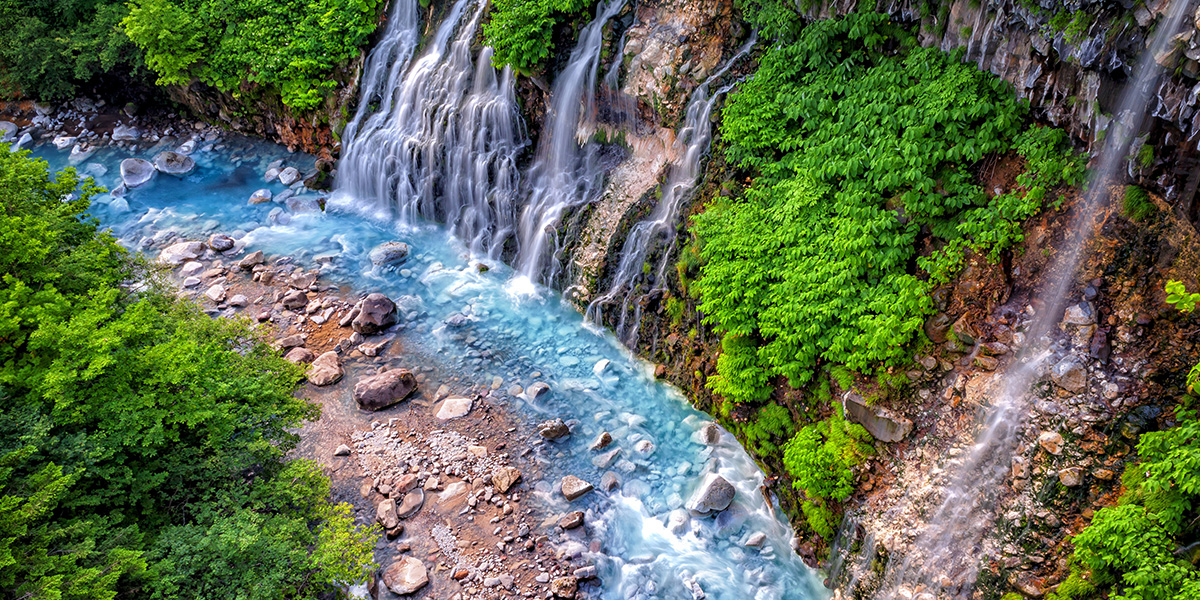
[586,35,756,345]
[873,2,1192,597]
[331,0,527,259]
[513,0,628,286]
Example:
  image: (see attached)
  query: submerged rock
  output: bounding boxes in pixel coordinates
[538,418,570,440]
[120,158,155,188]
[208,233,234,251]
[353,369,417,411]
[369,241,410,266]
[248,188,272,204]
[526,381,551,399]
[154,151,196,175]
[686,473,735,515]
[560,476,594,501]
[111,124,139,141]
[382,557,428,595]
[352,293,397,335]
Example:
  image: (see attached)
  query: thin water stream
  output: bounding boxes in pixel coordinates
[872,2,1192,597]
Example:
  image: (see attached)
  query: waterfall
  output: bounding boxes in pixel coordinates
[873,2,1192,598]
[586,35,756,345]
[513,0,628,286]
[332,0,527,259]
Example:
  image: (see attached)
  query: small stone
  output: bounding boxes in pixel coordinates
[180,261,204,277]
[377,498,400,530]
[538,418,570,440]
[228,294,248,307]
[1051,358,1087,393]
[526,381,551,399]
[560,476,593,501]
[573,566,597,580]
[1063,302,1096,326]
[204,284,226,303]
[237,250,265,269]
[1038,431,1065,455]
[590,431,614,451]
[559,511,585,529]
[1059,467,1084,487]
[248,188,272,204]
[354,369,418,411]
[308,351,343,386]
[1093,468,1115,480]
[686,473,735,515]
[382,557,428,595]
[333,444,351,457]
[551,576,579,599]
[284,347,316,364]
[436,396,472,420]
[600,471,622,491]
[492,466,522,493]
[974,355,999,370]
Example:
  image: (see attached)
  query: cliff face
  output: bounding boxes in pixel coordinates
[164,53,365,162]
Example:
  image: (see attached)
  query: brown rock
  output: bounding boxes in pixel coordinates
[307,351,343,386]
[559,511,585,529]
[376,498,399,530]
[353,369,417,411]
[382,557,428,595]
[281,289,308,310]
[352,293,397,335]
[492,466,523,493]
[551,576,579,599]
[283,347,315,364]
[560,476,593,501]
[397,488,424,518]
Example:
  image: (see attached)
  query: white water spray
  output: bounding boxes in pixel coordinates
[874,2,1192,597]
[333,0,527,259]
[585,35,757,345]
[514,0,628,285]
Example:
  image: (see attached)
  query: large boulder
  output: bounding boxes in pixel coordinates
[369,241,410,266]
[120,158,155,188]
[353,369,417,411]
[686,473,736,515]
[560,476,594,501]
[352,293,397,335]
[278,166,301,185]
[154,151,196,175]
[382,557,428,595]
[208,234,235,252]
[0,120,16,141]
[158,241,204,265]
[308,352,343,386]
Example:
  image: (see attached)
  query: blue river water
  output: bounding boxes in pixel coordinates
[30,136,828,600]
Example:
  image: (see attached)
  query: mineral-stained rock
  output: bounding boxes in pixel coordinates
[538,418,570,440]
[686,473,735,515]
[590,431,613,451]
[308,351,343,386]
[560,476,594,501]
[1059,466,1084,487]
[382,557,428,595]
[353,369,417,411]
[352,293,397,335]
[492,466,522,493]
[248,188,272,204]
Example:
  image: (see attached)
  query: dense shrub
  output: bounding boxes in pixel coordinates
[693,10,1082,404]
[0,148,376,599]
[482,0,590,73]
[122,0,380,110]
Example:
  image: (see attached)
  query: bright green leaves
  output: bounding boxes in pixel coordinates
[483,0,590,73]
[0,149,375,599]
[695,11,1079,404]
[1166,280,1200,313]
[123,0,379,110]
[781,411,873,537]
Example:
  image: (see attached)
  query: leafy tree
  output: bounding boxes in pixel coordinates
[0,147,377,599]
[121,0,380,110]
[0,0,140,101]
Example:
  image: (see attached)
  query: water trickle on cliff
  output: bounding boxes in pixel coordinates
[586,35,757,345]
[874,2,1191,597]
[513,0,628,287]
[332,0,527,259]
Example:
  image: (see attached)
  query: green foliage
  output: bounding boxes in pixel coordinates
[123,0,380,110]
[708,334,773,405]
[1166,280,1200,314]
[1044,571,1096,600]
[665,296,685,325]
[482,0,589,73]
[735,0,804,40]
[0,148,377,598]
[1063,290,1200,600]
[740,402,794,456]
[782,411,873,503]
[1123,185,1156,222]
[800,499,838,539]
[693,12,1079,402]
[1136,143,1155,168]
[0,0,140,101]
